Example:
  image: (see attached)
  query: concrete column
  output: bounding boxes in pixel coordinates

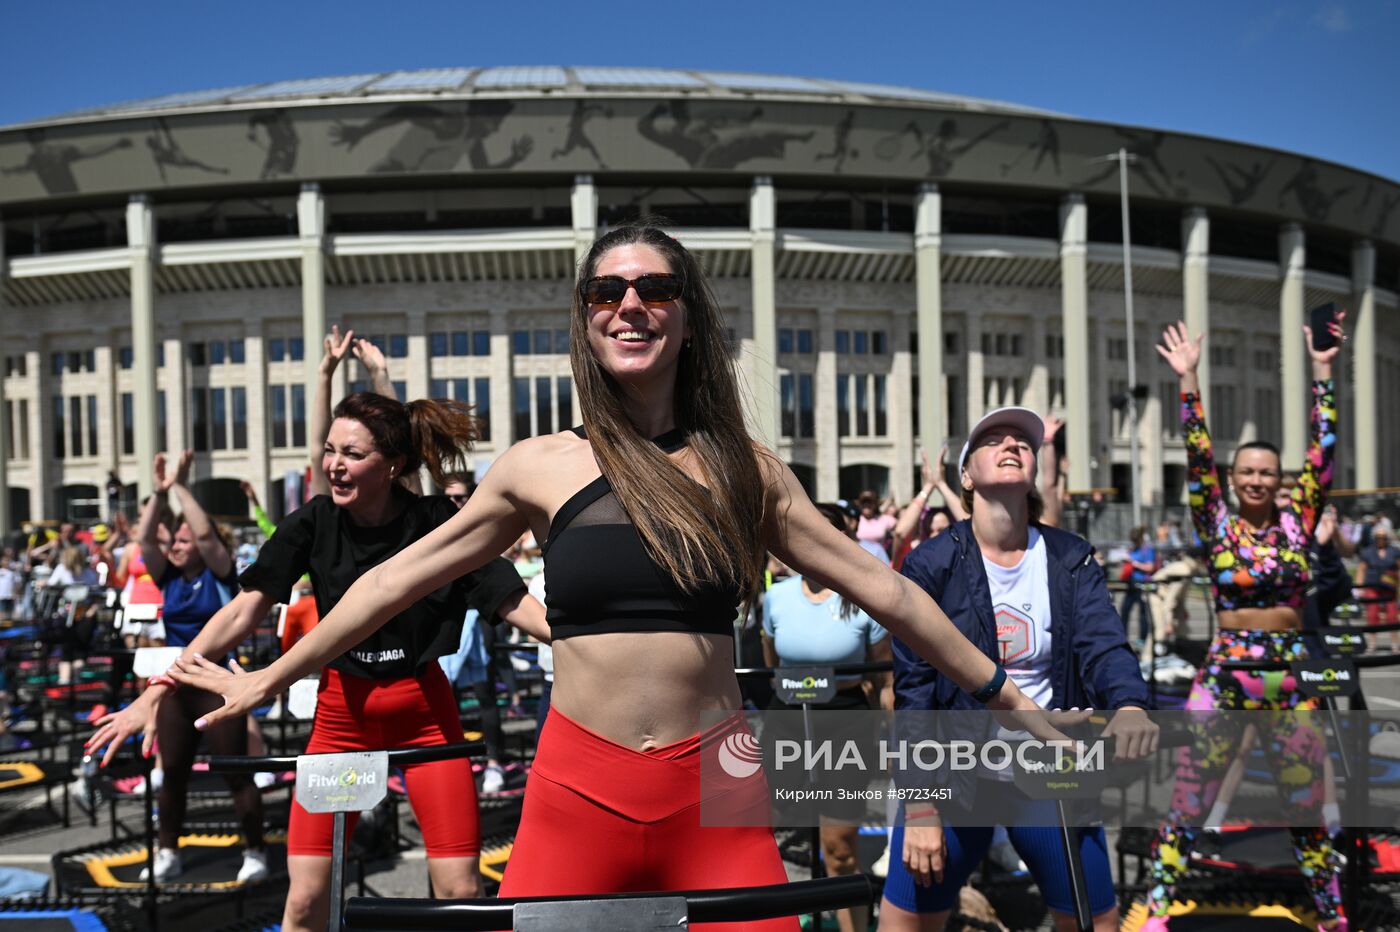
[1060,195,1092,492]
[405,311,430,403]
[914,184,946,451]
[1279,224,1307,468]
[26,350,48,520]
[244,326,270,513]
[127,196,158,501]
[890,311,915,503]
[298,185,327,421]
[748,178,779,448]
[571,175,598,267]
[94,337,116,469]
[488,308,513,445]
[1182,208,1211,417]
[1029,313,1048,412]
[964,312,985,433]
[163,337,187,453]
[1352,240,1377,490]
[0,217,8,535]
[815,306,839,499]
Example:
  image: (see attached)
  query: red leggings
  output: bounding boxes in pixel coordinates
[500,708,796,931]
[289,664,478,858]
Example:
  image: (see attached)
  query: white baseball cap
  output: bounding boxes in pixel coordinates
[958,406,1045,474]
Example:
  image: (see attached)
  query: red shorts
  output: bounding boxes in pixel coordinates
[288,664,478,858]
[499,708,796,931]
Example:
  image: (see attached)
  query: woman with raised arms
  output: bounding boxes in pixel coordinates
[170,222,1055,930]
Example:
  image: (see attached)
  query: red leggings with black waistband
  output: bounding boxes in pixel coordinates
[499,708,796,931]
[289,663,478,858]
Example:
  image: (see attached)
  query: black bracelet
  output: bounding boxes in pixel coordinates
[971,664,1007,704]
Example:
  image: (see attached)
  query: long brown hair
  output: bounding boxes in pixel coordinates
[332,392,480,487]
[570,222,766,602]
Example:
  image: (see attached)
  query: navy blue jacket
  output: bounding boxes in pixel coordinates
[894,520,1149,715]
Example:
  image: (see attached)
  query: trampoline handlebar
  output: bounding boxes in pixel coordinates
[201,740,484,774]
[342,875,873,931]
[734,661,893,677]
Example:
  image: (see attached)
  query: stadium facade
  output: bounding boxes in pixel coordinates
[1,66,1397,526]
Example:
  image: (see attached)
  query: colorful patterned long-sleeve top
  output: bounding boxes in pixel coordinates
[1182,379,1336,611]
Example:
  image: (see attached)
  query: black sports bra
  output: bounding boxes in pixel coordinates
[540,427,740,640]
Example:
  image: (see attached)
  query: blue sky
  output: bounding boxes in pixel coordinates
[3,0,1396,181]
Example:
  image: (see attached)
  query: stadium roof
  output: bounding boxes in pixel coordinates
[22,66,1062,126]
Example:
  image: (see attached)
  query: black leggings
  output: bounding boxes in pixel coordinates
[467,678,506,762]
[157,687,264,850]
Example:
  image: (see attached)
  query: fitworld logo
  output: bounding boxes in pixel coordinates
[716,732,763,779]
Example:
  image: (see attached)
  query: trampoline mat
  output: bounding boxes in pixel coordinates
[0,913,106,932]
[1123,900,1316,930]
[0,759,67,791]
[72,832,287,890]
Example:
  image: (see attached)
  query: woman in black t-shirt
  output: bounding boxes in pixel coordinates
[90,392,546,932]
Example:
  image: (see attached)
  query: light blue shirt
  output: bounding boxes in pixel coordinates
[762,576,888,682]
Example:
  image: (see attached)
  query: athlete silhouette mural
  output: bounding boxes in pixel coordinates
[814,109,857,173]
[247,110,300,180]
[2,128,132,195]
[1000,119,1061,177]
[146,118,229,183]
[329,101,533,173]
[874,117,1010,177]
[1278,158,1354,223]
[636,100,814,170]
[1205,155,1275,207]
[551,99,612,167]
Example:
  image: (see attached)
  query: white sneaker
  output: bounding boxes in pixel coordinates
[481,763,505,795]
[138,847,182,882]
[237,849,269,883]
[148,767,164,792]
[870,843,891,879]
[987,838,1027,874]
[253,771,277,789]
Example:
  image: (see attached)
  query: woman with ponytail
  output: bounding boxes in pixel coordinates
[89,391,547,932]
[166,221,1065,931]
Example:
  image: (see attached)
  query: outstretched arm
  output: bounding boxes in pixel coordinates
[1292,313,1344,536]
[1157,322,1223,545]
[1039,417,1063,528]
[932,442,969,521]
[166,450,233,579]
[761,450,1033,714]
[137,453,177,581]
[169,441,537,728]
[892,448,937,550]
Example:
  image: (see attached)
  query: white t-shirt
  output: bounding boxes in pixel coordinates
[981,528,1053,710]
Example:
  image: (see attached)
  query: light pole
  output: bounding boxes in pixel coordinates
[1091,148,1143,528]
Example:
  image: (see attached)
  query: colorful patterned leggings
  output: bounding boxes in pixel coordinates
[1147,629,1342,922]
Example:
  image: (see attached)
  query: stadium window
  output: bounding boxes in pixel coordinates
[158,391,167,445]
[513,377,531,439]
[69,396,81,456]
[780,374,795,437]
[836,375,850,437]
[430,379,448,399]
[86,395,98,457]
[944,332,959,356]
[798,373,814,438]
[157,344,166,368]
[229,339,246,364]
[797,329,813,354]
[995,334,1008,356]
[473,331,490,356]
[981,333,991,356]
[554,329,570,354]
[291,384,306,446]
[430,332,449,357]
[836,331,851,354]
[120,393,134,456]
[779,329,794,354]
[52,396,65,459]
[191,387,209,452]
[855,376,869,434]
[118,347,134,369]
[874,375,888,436]
[475,378,491,442]
[557,376,572,430]
[209,341,226,365]
[533,330,551,355]
[289,338,304,362]
[51,352,63,377]
[512,331,530,355]
[211,388,227,451]
[854,331,868,355]
[270,385,287,448]
[872,331,887,355]
[189,343,207,367]
[231,387,247,449]
[269,338,286,362]
[389,334,408,358]
[452,331,469,356]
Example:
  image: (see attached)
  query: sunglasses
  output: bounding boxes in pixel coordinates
[582,274,684,306]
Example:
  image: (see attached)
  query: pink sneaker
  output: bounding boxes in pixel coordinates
[1139,918,1170,931]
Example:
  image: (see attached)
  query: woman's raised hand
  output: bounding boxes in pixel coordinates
[1304,308,1346,373]
[350,335,388,376]
[319,325,355,376]
[1155,321,1203,378]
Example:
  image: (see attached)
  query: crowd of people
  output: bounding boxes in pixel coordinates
[1,219,1393,930]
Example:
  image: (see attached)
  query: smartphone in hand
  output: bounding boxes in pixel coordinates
[1309,303,1339,352]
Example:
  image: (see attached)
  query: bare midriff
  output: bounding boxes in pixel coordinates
[549,630,741,751]
[1217,606,1305,632]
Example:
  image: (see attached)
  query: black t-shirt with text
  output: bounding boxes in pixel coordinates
[240,489,524,679]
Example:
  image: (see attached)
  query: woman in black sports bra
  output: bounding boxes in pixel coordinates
[173,221,1060,930]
